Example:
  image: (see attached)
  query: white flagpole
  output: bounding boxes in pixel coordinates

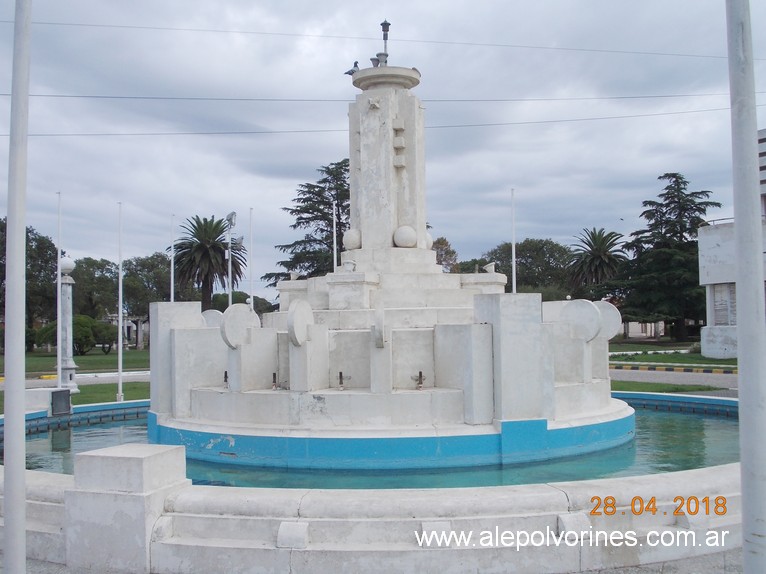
[726,0,765,570]
[170,213,175,303]
[4,1,32,569]
[332,199,338,270]
[56,192,63,389]
[249,207,254,310]
[511,188,517,294]
[117,202,124,401]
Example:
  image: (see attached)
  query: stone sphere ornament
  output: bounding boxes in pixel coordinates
[393,225,417,248]
[60,255,76,275]
[343,228,362,250]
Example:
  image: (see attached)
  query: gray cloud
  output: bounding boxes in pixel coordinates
[1,0,764,302]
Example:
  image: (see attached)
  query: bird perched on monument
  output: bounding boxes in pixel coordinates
[344,61,359,75]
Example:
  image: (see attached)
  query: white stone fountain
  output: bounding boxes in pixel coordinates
[148,35,633,470]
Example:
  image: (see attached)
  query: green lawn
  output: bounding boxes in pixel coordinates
[611,380,726,393]
[610,352,737,367]
[0,349,150,377]
[0,381,150,412]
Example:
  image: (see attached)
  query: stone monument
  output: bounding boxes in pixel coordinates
[148,23,634,469]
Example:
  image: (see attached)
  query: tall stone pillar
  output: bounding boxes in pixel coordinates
[60,255,79,391]
[344,62,438,275]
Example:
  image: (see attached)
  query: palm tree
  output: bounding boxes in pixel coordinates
[568,227,627,290]
[174,215,247,311]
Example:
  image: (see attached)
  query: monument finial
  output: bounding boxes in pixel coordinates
[377,20,390,66]
[381,20,390,52]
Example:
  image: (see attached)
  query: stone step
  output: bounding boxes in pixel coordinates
[265,305,475,331]
[0,517,65,564]
[377,272,463,291]
[370,288,475,309]
[189,387,465,427]
[26,499,66,528]
[156,511,559,550]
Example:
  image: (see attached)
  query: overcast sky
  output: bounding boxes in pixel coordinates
[1,1,764,302]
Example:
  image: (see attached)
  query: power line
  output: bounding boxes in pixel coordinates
[428,106,744,129]
[5,104,762,138]
[0,18,761,61]
[1,91,760,104]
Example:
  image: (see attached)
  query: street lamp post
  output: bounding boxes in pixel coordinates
[226,211,237,307]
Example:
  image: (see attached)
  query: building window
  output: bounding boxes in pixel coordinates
[713,283,736,326]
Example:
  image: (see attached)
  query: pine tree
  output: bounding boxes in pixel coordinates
[620,173,721,341]
[262,159,350,287]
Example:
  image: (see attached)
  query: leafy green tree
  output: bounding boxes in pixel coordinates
[71,257,118,319]
[36,322,56,347]
[211,290,276,315]
[123,252,172,318]
[263,159,350,287]
[72,315,98,355]
[516,283,570,302]
[91,321,118,354]
[620,173,721,341]
[38,315,99,355]
[568,228,627,298]
[174,215,247,311]
[453,258,490,274]
[0,218,58,328]
[483,238,572,297]
[432,236,458,272]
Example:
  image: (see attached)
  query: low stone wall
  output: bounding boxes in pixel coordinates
[0,447,740,573]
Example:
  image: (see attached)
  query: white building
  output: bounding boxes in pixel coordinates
[698,128,766,358]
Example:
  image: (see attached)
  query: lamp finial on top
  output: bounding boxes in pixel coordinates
[379,20,390,65]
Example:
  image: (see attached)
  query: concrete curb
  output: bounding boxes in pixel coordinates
[610,364,737,374]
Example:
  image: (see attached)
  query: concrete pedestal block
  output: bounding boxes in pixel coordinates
[550,323,588,384]
[64,444,190,573]
[240,328,279,391]
[289,324,330,392]
[391,328,434,390]
[459,272,508,294]
[329,330,371,389]
[171,327,226,418]
[434,323,494,424]
[25,388,57,413]
[150,302,206,415]
[276,279,308,311]
[340,247,442,275]
[474,293,554,421]
[326,271,380,310]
